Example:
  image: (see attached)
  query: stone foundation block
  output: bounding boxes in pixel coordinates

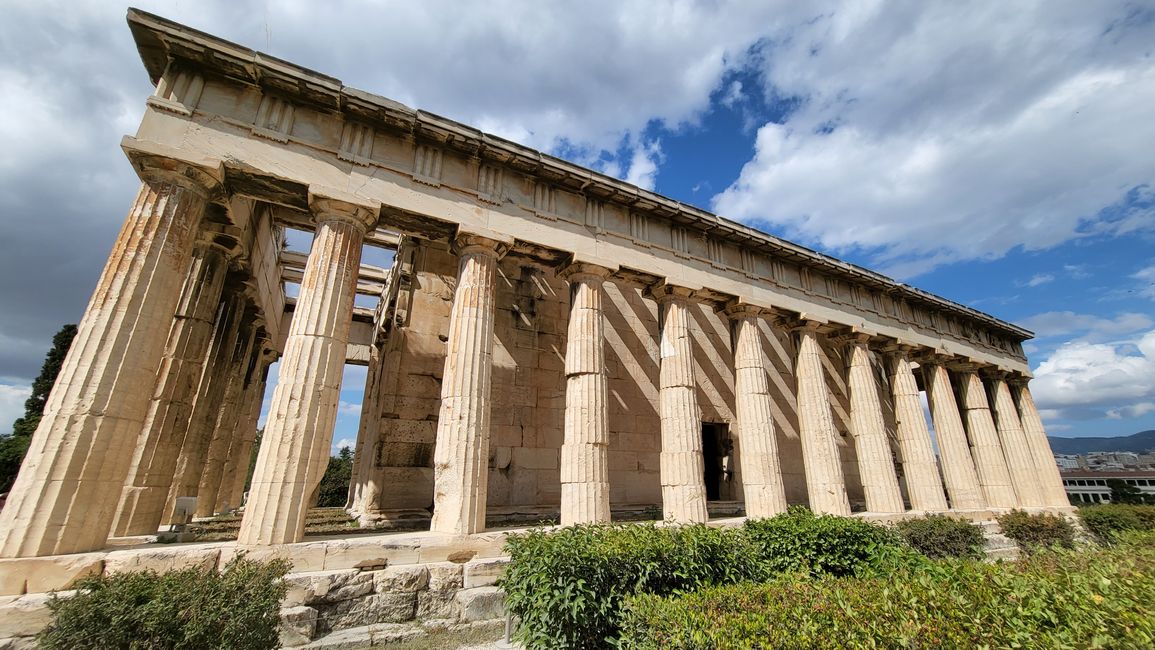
[0,554,104,596]
[373,565,429,593]
[104,546,220,575]
[416,590,461,620]
[0,591,72,638]
[284,569,374,606]
[279,605,319,647]
[0,636,38,650]
[455,586,505,622]
[426,562,464,592]
[463,558,509,588]
[321,592,417,629]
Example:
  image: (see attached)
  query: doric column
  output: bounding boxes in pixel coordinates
[216,346,274,514]
[429,233,509,535]
[347,339,386,514]
[558,262,613,525]
[923,360,985,510]
[195,317,259,518]
[0,166,218,558]
[238,196,377,545]
[791,321,850,516]
[957,367,1017,508]
[724,303,787,519]
[843,336,904,514]
[1011,380,1071,507]
[162,287,247,525]
[988,372,1046,507]
[111,231,232,536]
[651,284,708,523]
[886,348,947,511]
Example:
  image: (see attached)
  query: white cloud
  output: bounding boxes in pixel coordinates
[1025,274,1055,288]
[624,139,665,191]
[332,438,355,453]
[1019,311,1153,341]
[0,384,32,434]
[337,401,362,417]
[1031,329,1155,421]
[1134,264,1155,299]
[712,2,1155,276]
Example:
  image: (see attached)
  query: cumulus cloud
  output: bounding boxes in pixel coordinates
[1135,264,1155,299]
[1031,329,1155,421]
[1023,274,1055,288]
[713,2,1155,277]
[337,401,362,417]
[332,438,356,453]
[0,384,32,434]
[1019,311,1153,341]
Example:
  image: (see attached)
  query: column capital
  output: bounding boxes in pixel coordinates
[721,301,768,320]
[827,328,876,348]
[979,366,1011,381]
[308,194,379,231]
[647,282,695,303]
[772,314,825,334]
[195,222,244,259]
[451,232,511,259]
[127,152,224,201]
[557,260,614,283]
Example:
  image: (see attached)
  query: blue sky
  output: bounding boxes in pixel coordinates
[1,2,1153,455]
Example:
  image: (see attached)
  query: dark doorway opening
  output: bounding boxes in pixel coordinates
[701,422,730,501]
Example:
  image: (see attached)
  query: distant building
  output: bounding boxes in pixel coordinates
[1060,469,1155,504]
[1055,456,1080,470]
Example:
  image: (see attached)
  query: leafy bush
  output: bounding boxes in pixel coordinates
[742,506,908,578]
[997,510,1075,552]
[1079,504,1155,542]
[502,523,754,649]
[892,514,985,560]
[619,534,1155,649]
[501,509,908,648]
[39,554,290,650]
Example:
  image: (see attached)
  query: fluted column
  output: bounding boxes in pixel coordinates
[195,319,259,517]
[725,304,787,519]
[923,361,985,510]
[557,262,613,525]
[111,234,231,535]
[886,349,947,511]
[957,368,1017,508]
[238,196,377,545]
[844,337,904,513]
[988,373,1046,507]
[162,288,246,524]
[347,340,386,514]
[652,284,708,523]
[792,322,850,516]
[0,167,217,557]
[429,233,509,535]
[216,350,273,513]
[1012,380,1071,507]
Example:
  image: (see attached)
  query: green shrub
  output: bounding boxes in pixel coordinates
[893,514,985,559]
[1079,504,1155,542]
[39,554,290,650]
[743,506,907,578]
[997,510,1075,552]
[619,534,1155,649]
[502,522,754,649]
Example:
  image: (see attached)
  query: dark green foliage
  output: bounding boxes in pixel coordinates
[893,514,985,559]
[619,534,1155,649]
[316,446,353,507]
[38,554,290,650]
[1,324,76,492]
[997,510,1075,552]
[742,506,909,577]
[1079,504,1155,541]
[501,509,907,648]
[1107,478,1154,504]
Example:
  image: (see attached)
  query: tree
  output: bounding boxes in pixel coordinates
[1107,478,1151,505]
[1,324,77,493]
[316,446,353,507]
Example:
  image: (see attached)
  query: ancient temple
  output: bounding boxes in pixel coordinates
[0,10,1069,559]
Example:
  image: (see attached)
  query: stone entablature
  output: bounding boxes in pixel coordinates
[126,9,1029,373]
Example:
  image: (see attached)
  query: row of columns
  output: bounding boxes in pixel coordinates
[0,166,1069,557]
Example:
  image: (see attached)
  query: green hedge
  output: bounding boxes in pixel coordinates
[997,510,1075,552]
[501,508,909,649]
[892,514,985,559]
[39,555,290,650]
[1079,504,1155,541]
[619,533,1155,649]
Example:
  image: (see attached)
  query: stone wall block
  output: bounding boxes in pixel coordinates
[888,354,947,511]
[321,592,416,629]
[0,554,103,596]
[374,565,430,593]
[0,592,71,638]
[463,558,508,589]
[795,329,850,515]
[990,377,1046,507]
[284,569,373,606]
[455,586,505,622]
[103,547,220,575]
[279,605,318,647]
[847,343,904,513]
[0,180,209,557]
[924,363,985,510]
[957,371,1017,508]
[426,562,464,592]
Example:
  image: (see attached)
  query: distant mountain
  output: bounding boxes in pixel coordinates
[1048,430,1155,455]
